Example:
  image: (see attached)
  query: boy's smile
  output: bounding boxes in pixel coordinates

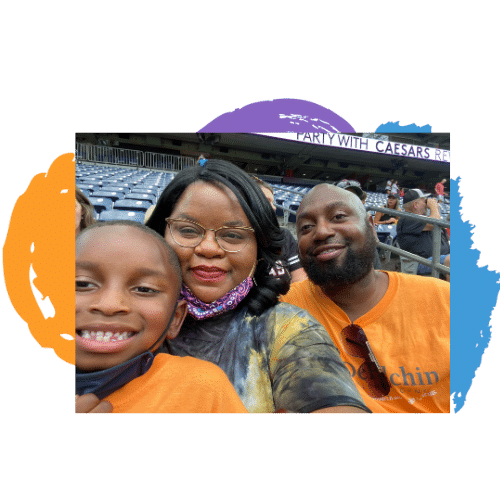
[76,225,186,372]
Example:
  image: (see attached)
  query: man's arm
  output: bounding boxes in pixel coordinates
[422,198,442,231]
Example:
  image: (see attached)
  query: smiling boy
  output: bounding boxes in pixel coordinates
[75,221,247,413]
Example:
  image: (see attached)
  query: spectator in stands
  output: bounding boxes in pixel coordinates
[390,180,399,196]
[385,179,394,195]
[75,221,247,413]
[373,193,401,226]
[396,189,450,279]
[434,178,447,203]
[251,176,308,283]
[76,186,96,236]
[197,154,208,167]
[280,183,450,413]
[146,160,369,413]
[337,179,365,201]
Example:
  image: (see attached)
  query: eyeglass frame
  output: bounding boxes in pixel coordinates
[340,323,391,398]
[165,217,255,253]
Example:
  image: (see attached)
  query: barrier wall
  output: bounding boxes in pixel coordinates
[76,142,194,170]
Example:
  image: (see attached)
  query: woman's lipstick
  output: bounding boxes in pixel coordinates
[191,266,227,283]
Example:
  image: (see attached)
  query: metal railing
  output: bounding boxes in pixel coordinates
[76,142,195,170]
[276,201,450,279]
[366,206,450,278]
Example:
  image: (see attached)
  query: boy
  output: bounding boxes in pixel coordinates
[75,220,247,413]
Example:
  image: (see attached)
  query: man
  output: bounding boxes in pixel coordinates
[253,177,308,283]
[434,178,447,203]
[396,188,450,277]
[280,184,450,412]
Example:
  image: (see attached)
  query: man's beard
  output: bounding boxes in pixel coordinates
[302,227,378,288]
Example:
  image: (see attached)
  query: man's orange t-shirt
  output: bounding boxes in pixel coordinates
[104,354,247,413]
[281,272,450,413]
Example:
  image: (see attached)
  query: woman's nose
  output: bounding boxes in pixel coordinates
[194,230,225,257]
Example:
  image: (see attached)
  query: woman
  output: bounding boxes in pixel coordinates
[146,160,368,413]
[250,176,308,283]
[373,193,401,225]
[75,186,96,236]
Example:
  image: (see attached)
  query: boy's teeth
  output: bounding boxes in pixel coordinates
[79,330,134,341]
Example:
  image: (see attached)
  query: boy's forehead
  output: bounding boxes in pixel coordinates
[77,225,174,269]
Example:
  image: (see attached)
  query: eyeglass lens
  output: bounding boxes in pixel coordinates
[168,219,251,252]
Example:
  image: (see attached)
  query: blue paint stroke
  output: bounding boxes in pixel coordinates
[452,177,499,412]
[376,121,432,133]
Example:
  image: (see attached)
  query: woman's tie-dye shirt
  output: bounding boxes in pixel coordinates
[167,302,369,413]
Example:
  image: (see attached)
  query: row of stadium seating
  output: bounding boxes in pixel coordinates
[77,164,449,225]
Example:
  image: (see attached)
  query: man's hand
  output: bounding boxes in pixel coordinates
[76,394,113,413]
[426,197,439,210]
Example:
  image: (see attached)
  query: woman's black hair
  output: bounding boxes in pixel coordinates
[146,159,290,314]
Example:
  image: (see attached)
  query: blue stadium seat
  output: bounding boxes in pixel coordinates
[113,199,152,212]
[91,190,126,202]
[98,210,145,223]
[88,196,113,215]
[124,193,157,204]
[287,202,300,223]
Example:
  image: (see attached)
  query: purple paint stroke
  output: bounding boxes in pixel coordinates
[198,98,356,133]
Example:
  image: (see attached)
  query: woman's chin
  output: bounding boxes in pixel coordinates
[186,282,230,304]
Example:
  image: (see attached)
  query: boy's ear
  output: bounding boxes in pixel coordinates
[165,300,188,340]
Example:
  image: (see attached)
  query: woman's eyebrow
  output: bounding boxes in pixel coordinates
[175,213,248,227]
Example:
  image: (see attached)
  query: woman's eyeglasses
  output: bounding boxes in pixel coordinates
[340,324,391,398]
[166,218,255,253]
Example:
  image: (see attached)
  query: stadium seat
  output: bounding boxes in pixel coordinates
[124,193,157,204]
[98,210,145,223]
[91,190,126,202]
[113,199,152,212]
[88,196,113,215]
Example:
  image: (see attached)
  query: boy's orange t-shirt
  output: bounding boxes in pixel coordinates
[104,353,247,413]
[281,272,450,413]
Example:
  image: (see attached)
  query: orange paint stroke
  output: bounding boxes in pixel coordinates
[3,153,75,364]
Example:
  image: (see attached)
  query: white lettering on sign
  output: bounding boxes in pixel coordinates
[254,133,450,163]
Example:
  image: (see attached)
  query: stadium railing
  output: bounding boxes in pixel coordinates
[275,200,450,279]
[76,142,195,170]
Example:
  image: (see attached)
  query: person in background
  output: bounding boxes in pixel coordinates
[396,189,450,280]
[434,178,447,203]
[76,185,96,236]
[252,176,308,283]
[385,179,394,195]
[373,193,401,226]
[197,154,208,167]
[390,180,399,196]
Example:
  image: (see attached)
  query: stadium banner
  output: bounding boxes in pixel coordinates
[254,132,450,163]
